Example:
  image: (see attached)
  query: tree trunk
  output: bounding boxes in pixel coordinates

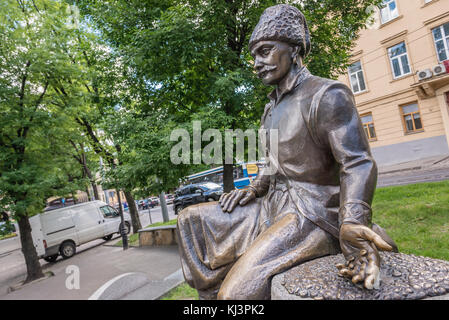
[83,164,99,200]
[86,186,92,201]
[91,181,99,200]
[223,163,235,193]
[123,190,142,233]
[17,215,44,283]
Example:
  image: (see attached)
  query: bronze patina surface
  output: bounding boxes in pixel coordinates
[176,4,397,300]
[273,252,449,300]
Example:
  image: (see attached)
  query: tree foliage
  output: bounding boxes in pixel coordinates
[0,0,96,282]
[76,0,383,191]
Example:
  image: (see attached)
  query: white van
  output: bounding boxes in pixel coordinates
[29,201,131,262]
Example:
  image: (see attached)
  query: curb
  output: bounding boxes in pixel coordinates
[88,269,185,300]
[378,166,422,175]
[7,271,54,293]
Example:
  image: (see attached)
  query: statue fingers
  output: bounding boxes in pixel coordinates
[364,261,381,290]
[226,194,243,213]
[219,192,232,206]
[351,257,367,285]
[239,190,255,206]
[363,245,381,290]
[361,227,393,251]
[223,191,243,213]
[220,192,235,211]
[218,193,227,204]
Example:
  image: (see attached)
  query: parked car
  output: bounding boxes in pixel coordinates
[174,183,223,215]
[165,194,175,205]
[137,199,149,210]
[149,197,159,207]
[29,201,131,262]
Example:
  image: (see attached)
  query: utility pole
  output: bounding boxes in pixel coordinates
[116,189,128,250]
[159,192,169,223]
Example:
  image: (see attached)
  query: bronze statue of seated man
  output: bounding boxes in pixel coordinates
[176,4,397,300]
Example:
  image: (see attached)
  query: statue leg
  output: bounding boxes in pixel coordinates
[176,199,263,299]
[217,212,340,300]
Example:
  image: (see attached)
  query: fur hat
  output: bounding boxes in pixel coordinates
[249,4,311,58]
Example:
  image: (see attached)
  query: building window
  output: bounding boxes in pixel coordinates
[388,42,411,79]
[361,113,377,141]
[401,103,423,133]
[348,61,367,94]
[432,22,449,62]
[380,0,399,24]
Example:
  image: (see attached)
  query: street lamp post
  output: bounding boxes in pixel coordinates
[116,189,128,250]
[159,191,169,223]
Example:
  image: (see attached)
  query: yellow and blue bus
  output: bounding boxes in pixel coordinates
[185,161,266,189]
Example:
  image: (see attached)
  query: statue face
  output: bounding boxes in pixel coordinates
[250,40,295,86]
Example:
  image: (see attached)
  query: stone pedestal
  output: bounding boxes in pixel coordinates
[272,252,449,300]
[138,225,178,246]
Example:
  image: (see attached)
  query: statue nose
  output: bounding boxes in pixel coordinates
[254,58,264,71]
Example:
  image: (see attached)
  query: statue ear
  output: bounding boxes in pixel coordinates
[291,46,301,65]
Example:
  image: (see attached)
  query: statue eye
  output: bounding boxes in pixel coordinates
[260,47,271,56]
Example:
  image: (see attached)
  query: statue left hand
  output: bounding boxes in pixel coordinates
[336,224,393,290]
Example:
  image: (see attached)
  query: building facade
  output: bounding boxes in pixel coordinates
[338,0,449,166]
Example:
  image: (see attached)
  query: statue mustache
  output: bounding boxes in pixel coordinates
[258,65,277,77]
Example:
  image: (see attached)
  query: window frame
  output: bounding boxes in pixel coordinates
[400,103,424,134]
[360,112,377,141]
[380,0,399,24]
[100,205,119,218]
[431,22,449,63]
[388,41,412,80]
[348,61,367,94]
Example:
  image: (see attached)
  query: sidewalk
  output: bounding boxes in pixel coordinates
[1,242,182,300]
[0,208,182,300]
[378,155,449,175]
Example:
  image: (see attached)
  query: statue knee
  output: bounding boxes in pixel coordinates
[217,270,253,300]
[177,205,197,227]
[217,283,238,300]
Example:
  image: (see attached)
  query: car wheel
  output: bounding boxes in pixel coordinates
[103,234,113,241]
[60,241,76,259]
[43,254,58,263]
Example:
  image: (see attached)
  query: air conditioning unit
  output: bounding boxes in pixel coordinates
[433,64,447,76]
[417,69,433,81]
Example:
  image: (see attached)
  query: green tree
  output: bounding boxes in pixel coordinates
[76,0,382,192]
[47,25,145,233]
[0,0,89,282]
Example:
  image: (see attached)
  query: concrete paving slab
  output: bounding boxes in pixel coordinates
[1,245,182,300]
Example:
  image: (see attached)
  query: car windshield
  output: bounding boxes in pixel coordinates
[199,182,221,190]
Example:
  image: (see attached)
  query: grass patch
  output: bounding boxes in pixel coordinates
[0,233,17,241]
[146,219,178,228]
[159,282,199,300]
[123,182,449,300]
[373,180,449,261]
[115,218,178,247]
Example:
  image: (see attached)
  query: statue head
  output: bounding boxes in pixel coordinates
[249,4,311,86]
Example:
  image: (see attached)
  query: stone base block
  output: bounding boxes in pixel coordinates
[138,225,177,246]
[272,252,449,300]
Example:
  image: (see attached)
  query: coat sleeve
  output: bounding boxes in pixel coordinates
[316,84,377,229]
[246,103,274,198]
[247,166,271,198]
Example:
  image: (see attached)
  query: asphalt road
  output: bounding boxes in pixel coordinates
[377,167,449,187]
